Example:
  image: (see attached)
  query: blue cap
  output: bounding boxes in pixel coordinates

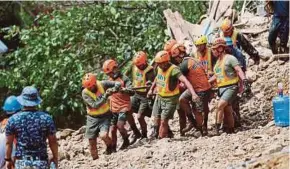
[224,37,233,46]
[17,86,42,107]
[2,95,22,114]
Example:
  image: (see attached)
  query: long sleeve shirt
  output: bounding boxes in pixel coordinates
[82,81,121,109]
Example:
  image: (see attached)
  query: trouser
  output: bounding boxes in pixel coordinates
[15,157,49,169]
[268,16,289,54]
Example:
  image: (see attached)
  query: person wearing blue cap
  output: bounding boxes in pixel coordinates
[224,37,247,72]
[4,86,58,169]
[0,96,21,169]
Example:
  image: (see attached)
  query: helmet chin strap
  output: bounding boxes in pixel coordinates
[112,72,120,79]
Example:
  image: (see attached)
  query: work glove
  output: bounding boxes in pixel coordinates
[106,88,116,96]
[145,81,152,87]
[242,79,251,96]
[191,93,200,102]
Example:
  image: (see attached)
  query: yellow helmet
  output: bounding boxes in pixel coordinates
[194,35,207,45]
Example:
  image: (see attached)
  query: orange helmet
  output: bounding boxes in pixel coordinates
[133,51,147,66]
[82,73,96,88]
[212,38,226,49]
[170,43,186,58]
[155,51,170,63]
[164,39,177,52]
[103,59,118,74]
[220,18,233,33]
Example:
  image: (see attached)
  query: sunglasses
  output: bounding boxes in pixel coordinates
[212,46,224,52]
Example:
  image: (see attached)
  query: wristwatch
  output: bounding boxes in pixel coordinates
[5,158,12,161]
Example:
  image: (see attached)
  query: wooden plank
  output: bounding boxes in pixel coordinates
[240,28,268,35]
[163,9,185,41]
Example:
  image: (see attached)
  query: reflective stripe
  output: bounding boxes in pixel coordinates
[195,47,212,73]
[84,81,110,116]
[156,65,180,97]
[214,54,239,87]
[132,65,153,92]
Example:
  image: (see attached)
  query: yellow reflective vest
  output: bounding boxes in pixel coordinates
[214,54,239,87]
[132,65,153,92]
[156,65,180,97]
[84,81,110,116]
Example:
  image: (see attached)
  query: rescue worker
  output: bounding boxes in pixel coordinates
[5,86,58,169]
[171,43,212,136]
[131,51,155,139]
[165,39,192,136]
[164,39,177,55]
[224,37,247,72]
[220,18,260,64]
[149,39,178,73]
[147,51,199,139]
[103,59,140,151]
[267,0,289,54]
[82,73,121,159]
[224,37,247,127]
[194,35,215,76]
[0,96,21,169]
[208,38,250,134]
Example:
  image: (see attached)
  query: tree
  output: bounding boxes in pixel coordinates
[0,1,206,127]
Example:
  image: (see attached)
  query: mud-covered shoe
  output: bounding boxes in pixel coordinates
[119,137,130,150]
[168,127,174,138]
[104,145,112,155]
[111,144,117,153]
[181,123,194,135]
[202,126,208,136]
[129,132,141,145]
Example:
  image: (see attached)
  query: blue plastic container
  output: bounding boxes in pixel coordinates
[272,95,290,127]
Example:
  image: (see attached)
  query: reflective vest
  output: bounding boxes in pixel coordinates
[214,54,239,87]
[132,65,153,92]
[84,81,110,116]
[156,65,180,97]
[195,47,212,74]
[220,29,239,47]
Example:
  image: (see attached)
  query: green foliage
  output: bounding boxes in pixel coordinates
[0,2,206,120]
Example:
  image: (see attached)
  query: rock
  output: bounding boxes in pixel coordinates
[246,70,257,82]
[256,47,272,60]
[58,129,75,140]
[73,126,86,136]
[233,149,246,157]
[264,121,275,128]
[263,144,283,155]
[144,150,154,159]
[281,146,289,153]
[254,93,264,100]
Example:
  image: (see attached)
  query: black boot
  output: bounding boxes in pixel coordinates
[168,127,174,138]
[141,132,147,139]
[181,122,194,135]
[104,145,112,155]
[119,137,130,150]
[111,144,117,153]
[129,131,141,145]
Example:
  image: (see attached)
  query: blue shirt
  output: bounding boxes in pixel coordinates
[273,1,289,17]
[5,111,56,159]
